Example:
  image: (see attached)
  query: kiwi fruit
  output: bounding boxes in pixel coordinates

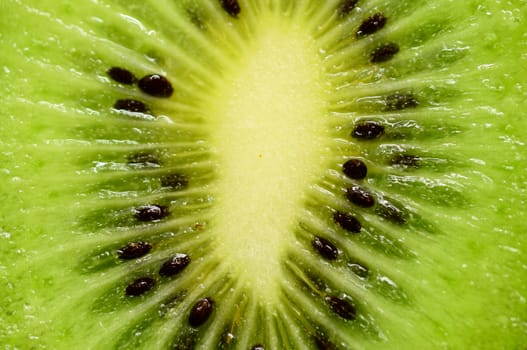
[1,0,526,349]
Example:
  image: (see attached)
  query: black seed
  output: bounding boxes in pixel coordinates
[357,13,387,37]
[376,201,407,224]
[342,159,367,180]
[134,204,169,221]
[385,93,419,111]
[159,254,190,277]
[113,99,149,113]
[125,277,155,296]
[160,174,189,190]
[351,121,385,140]
[219,0,241,18]
[138,74,174,98]
[325,296,356,320]
[338,0,359,18]
[370,43,400,63]
[107,67,136,85]
[333,211,362,233]
[391,154,421,168]
[117,241,152,259]
[189,297,214,328]
[346,186,375,208]
[251,344,265,350]
[312,236,339,260]
[349,262,369,279]
[314,335,337,350]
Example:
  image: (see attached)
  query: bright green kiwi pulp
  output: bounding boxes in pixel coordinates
[1,0,527,349]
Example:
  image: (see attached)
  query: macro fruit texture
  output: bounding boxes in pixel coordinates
[0,0,527,349]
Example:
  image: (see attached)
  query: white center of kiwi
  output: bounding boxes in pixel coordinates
[206,19,329,302]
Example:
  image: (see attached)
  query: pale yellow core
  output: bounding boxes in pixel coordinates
[207,19,328,304]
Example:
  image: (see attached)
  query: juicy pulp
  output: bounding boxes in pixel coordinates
[1,0,527,349]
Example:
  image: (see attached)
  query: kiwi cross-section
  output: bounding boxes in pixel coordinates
[1,0,526,349]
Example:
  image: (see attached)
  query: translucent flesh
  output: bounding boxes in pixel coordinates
[1,0,527,349]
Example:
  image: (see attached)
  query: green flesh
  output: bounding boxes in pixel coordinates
[1,0,527,349]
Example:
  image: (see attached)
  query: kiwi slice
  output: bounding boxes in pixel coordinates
[1,0,526,349]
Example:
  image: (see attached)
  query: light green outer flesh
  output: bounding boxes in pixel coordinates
[0,0,527,349]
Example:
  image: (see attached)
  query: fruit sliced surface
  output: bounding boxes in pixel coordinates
[1,0,527,349]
